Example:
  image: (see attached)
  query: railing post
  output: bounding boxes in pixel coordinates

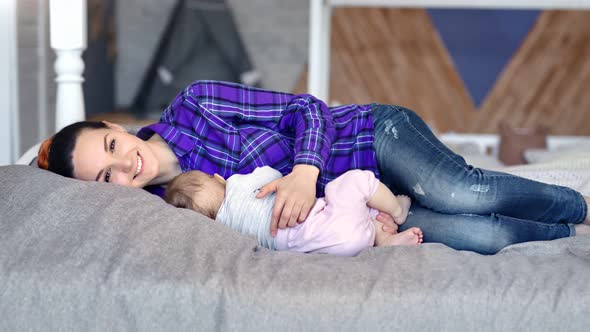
[49,0,87,132]
[308,0,332,102]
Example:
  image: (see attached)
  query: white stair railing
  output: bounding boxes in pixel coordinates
[49,0,87,132]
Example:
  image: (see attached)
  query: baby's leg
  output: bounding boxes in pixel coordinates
[373,220,423,246]
[367,182,412,225]
[393,195,411,225]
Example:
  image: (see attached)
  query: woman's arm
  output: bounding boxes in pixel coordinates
[189,81,336,235]
[257,94,336,235]
[260,93,337,235]
[189,83,335,163]
[257,164,319,237]
[278,94,336,172]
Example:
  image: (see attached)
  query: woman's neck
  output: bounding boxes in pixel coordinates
[146,134,181,186]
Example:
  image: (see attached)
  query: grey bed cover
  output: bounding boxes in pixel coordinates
[1,165,589,331]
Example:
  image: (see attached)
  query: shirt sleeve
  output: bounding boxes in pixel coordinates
[323,170,380,208]
[279,94,336,172]
[186,81,336,173]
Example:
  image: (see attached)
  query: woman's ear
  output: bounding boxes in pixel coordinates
[214,173,226,184]
[102,120,127,133]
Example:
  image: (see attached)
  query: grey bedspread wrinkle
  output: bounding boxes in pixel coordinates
[1,165,589,331]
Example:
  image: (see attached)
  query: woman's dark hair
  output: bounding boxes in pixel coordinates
[37,121,108,178]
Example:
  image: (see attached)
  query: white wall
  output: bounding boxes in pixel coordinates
[14,0,56,160]
[228,0,309,92]
[0,0,19,165]
[115,0,309,108]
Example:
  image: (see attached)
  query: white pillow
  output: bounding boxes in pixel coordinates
[15,142,41,166]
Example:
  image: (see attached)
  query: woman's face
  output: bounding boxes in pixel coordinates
[71,124,159,188]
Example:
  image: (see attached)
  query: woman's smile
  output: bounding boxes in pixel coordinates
[134,152,144,179]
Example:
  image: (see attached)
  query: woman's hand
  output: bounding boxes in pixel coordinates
[256,165,319,237]
[376,211,399,234]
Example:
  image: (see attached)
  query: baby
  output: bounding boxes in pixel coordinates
[165,166,422,256]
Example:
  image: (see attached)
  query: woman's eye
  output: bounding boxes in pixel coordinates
[109,139,116,152]
[105,169,111,183]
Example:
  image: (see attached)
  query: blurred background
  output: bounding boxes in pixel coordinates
[6,0,590,163]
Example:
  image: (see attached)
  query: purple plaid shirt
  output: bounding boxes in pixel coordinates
[137,80,378,196]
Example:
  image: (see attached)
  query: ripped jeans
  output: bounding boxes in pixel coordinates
[372,104,587,254]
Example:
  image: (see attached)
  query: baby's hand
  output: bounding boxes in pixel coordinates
[375,211,398,234]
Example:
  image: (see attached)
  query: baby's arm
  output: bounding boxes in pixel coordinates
[367,182,411,225]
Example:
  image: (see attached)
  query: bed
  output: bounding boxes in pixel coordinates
[2,0,590,330]
[2,129,590,330]
[1,159,590,331]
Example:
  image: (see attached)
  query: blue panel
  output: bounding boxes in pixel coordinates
[427,9,539,106]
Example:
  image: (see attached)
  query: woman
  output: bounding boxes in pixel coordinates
[38,80,590,254]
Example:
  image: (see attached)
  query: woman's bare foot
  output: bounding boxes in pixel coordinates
[374,220,423,246]
[393,195,412,225]
[575,224,590,236]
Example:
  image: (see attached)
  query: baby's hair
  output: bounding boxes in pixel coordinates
[165,171,217,219]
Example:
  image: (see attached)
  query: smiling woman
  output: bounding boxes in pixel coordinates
[36,80,590,255]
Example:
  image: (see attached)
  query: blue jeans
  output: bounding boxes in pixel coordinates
[372,104,587,254]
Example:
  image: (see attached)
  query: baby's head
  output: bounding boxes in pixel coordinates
[164,171,226,219]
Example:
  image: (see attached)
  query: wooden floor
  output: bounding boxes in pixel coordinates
[294,8,590,135]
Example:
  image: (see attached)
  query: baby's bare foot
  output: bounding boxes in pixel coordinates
[389,227,423,246]
[374,221,423,247]
[393,195,412,225]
